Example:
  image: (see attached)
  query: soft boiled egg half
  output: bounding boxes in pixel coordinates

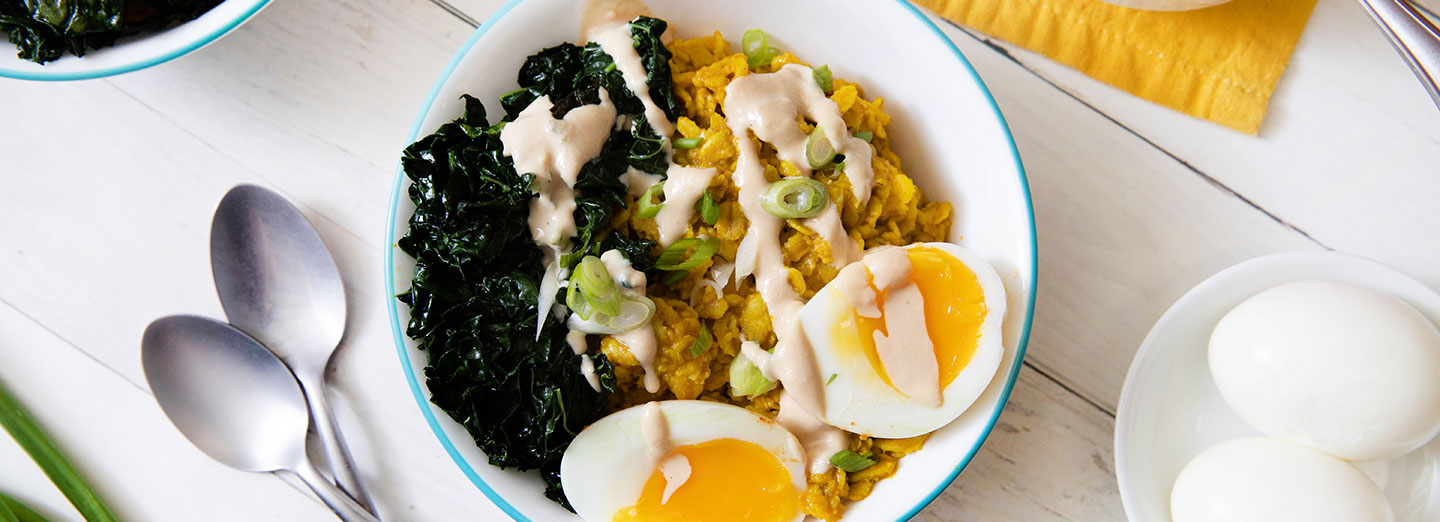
[560,400,807,522]
[799,242,1007,438]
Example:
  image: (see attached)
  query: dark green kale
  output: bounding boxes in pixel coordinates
[398,17,681,509]
[629,17,682,122]
[0,0,221,64]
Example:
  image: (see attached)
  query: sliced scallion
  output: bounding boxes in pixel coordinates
[806,125,836,169]
[688,323,712,357]
[566,256,620,320]
[663,270,688,285]
[729,351,776,397]
[0,492,44,522]
[636,182,665,219]
[830,449,877,473]
[674,137,703,149]
[696,190,719,225]
[761,177,828,219]
[826,373,838,386]
[813,65,833,94]
[742,29,779,67]
[568,295,656,334]
[655,237,721,271]
[853,131,873,142]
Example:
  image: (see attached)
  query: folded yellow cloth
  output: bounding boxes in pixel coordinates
[914,0,1319,134]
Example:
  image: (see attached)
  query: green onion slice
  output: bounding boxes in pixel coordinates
[656,237,721,271]
[813,65,833,94]
[569,295,657,334]
[806,125,836,169]
[826,373,838,386]
[853,131,873,142]
[567,256,620,320]
[830,449,877,473]
[742,29,779,67]
[636,182,665,219]
[674,137,703,149]
[0,381,120,522]
[689,323,712,357]
[663,270,688,285]
[761,177,829,219]
[696,190,719,225]
[729,350,777,397]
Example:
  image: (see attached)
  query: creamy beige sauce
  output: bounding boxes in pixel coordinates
[724,64,876,204]
[602,249,661,393]
[724,64,886,422]
[654,164,715,245]
[579,0,651,42]
[636,402,693,503]
[593,22,676,141]
[775,391,848,475]
[580,354,601,392]
[657,453,691,504]
[502,91,617,248]
[567,328,588,354]
[739,340,776,381]
[830,247,942,408]
[805,204,862,268]
[621,167,664,197]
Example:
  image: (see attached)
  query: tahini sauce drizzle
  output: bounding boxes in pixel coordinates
[724,64,881,472]
[501,90,617,336]
[592,22,676,140]
[859,248,942,407]
[602,249,661,393]
[640,402,692,504]
[654,164,715,245]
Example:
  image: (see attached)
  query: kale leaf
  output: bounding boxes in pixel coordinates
[0,0,221,64]
[397,17,682,509]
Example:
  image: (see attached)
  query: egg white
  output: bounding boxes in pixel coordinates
[799,242,1007,438]
[1209,280,1440,461]
[1171,437,1393,522]
[560,400,807,522]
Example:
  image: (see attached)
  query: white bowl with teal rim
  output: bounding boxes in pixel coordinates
[0,0,269,81]
[385,0,1036,519]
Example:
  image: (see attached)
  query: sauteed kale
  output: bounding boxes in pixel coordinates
[397,17,678,508]
[0,0,222,64]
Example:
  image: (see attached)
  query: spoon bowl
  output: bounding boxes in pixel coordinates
[142,315,307,472]
[141,315,379,522]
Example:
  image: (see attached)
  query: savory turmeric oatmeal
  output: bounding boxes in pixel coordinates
[398,11,1007,522]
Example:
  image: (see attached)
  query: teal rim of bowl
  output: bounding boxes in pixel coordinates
[384,0,1036,519]
[0,0,271,81]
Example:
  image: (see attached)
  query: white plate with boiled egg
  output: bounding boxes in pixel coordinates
[384,0,1036,519]
[1115,252,1440,522]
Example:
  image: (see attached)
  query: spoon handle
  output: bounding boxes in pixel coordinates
[299,375,376,513]
[1358,0,1440,108]
[290,458,381,522]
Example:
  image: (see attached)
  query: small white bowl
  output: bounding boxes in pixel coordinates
[0,0,269,81]
[384,0,1037,519]
[1115,252,1440,522]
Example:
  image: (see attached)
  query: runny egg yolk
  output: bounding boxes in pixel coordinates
[836,246,987,391]
[613,438,800,522]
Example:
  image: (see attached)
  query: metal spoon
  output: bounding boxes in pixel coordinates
[1359,0,1440,109]
[208,184,374,512]
[141,315,379,522]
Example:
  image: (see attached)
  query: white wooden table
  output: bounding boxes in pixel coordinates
[2,0,1437,520]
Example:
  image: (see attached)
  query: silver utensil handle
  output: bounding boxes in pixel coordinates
[300,376,376,513]
[1359,0,1440,108]
[290,459,381,522]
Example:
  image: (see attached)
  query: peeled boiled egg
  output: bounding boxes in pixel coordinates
[1209,280,1440,461]
[1171,437,1393,522]
[798,242,1006,438]
[560,400,806,522]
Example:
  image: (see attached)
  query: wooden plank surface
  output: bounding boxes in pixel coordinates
[2,0,1435,520]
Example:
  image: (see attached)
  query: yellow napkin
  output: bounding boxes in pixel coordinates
[913,0,1319,134]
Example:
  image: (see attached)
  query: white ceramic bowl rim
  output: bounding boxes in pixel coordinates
[384,1,1037,520]
[0,0,270,81]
